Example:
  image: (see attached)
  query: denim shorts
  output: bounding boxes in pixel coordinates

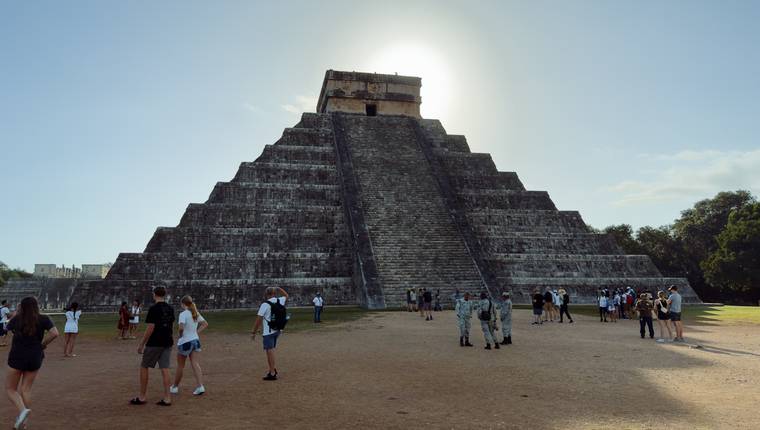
[263,332,280,350]
[178,339,202,357]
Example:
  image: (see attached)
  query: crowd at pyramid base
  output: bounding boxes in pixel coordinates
[2,71,700,310]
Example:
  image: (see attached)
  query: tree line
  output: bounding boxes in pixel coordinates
[600,190,760,305]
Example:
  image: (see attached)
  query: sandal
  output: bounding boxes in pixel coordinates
[129,398,147,405]
[156,400,172,406]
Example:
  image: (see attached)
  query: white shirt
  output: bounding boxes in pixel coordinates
[313,296,324,307]
[64,310,82,333]
[258,297,286,336]
[177,309,206,345]
[0,306,10,323]
[130,306,141,324]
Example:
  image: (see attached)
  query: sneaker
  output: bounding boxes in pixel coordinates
[169,385,179,394]
[14,408,30,429]
[656,338,666,343]
[193,386,206,396]
[262,373,277,381]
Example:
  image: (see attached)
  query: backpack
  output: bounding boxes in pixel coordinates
[265,299,289,331]
[479,300,493,321]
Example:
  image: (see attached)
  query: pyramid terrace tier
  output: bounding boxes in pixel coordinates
[456,189,557,210]
[105,252,352,280]
[467,209,590,232]
[179,203,346,229]
[232,162,338,185]
[143,226,351,253]
[72,277,357,311]
[206,182,341,205]
[485,254,662,278]
[479,232,623,254]
[254,144,336,165]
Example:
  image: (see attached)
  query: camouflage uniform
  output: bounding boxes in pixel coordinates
[476,298,498,346]
[497,298,513,337]
[455,298,474,338]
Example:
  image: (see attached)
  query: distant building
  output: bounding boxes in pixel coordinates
[34,263,111,279]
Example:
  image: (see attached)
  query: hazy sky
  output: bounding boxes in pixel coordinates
[2,1,760,271]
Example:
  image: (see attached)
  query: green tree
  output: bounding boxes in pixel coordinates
[702,203,760,303]
[635,225,687,277]
[602,224,644,254]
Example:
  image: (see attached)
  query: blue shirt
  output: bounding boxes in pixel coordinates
[668,292,682,313]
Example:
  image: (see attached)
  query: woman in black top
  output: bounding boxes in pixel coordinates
[5,296,59,429]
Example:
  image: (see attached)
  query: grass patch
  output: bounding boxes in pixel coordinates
[46,306,369,340]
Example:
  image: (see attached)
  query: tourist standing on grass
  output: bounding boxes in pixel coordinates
[131,286,175,406]
[0,300,11,347]
[532,289,544,325]
[635,293,655,339]
[498,292,512,345]
[171,295,207,396]
[423,289,433,321]
[455,292,474,347]
[251,287,289,381]
[313,292,324,323]
[654,291,672,342]
[558,288,573,323]
[63,302,81,357]
[5,296,59,429]
[118,301,130,340]
[129,300,141,339]
[667,286,684,342]
[410,289,417,312]
[477,292,499,350]
[598,292,609,322]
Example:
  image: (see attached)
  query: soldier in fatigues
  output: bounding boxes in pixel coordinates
[455,292,474,347]
[476,291,499,350]
[498,292,513,345]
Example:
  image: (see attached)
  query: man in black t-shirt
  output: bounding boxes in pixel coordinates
[423,289,433,321]
[131,286,175,406]
[532,289,544,325]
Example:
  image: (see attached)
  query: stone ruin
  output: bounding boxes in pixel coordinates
[5,70,700,309]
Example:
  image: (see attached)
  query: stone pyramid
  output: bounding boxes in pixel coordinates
[68,70,698,309]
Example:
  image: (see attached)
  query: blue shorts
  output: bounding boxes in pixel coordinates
[532,307,543,316]
[669,311,682,322]
[177,339,201,357]
[263,332,280,351]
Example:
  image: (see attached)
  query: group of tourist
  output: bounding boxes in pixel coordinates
[597,287,637,322]
[406,288,442,320]
[530,288,574,324]
[596,285,684,341]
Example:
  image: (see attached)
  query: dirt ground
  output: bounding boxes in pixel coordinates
[2,309,759,430]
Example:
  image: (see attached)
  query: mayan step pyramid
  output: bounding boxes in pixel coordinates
[67,70,698,309]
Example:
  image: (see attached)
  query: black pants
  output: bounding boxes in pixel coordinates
[560,305,572,322]
[599,306,607,321]
[640,317,654,338]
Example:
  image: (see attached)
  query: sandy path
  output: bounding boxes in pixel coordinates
[2,309,759,429]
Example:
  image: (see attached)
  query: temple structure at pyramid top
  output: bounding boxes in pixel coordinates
[317,70,422,117]
[3,70,700,310]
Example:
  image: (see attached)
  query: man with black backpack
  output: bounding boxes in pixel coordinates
[251,287,289,381]
[476,291,499,350]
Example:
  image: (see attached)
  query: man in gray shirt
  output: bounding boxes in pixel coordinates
[667,285,684,342]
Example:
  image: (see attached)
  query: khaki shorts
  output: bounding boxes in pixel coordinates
[141,346,172,369]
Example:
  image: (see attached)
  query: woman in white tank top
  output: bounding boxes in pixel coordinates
[63,302,82,357]
[128,300,141,339]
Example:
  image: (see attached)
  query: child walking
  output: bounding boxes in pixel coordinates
[170,296,208,396]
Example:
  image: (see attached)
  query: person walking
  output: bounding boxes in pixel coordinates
[477,292,499,350]
[558,288,573,323]
[0,300,11,347]
[531,289,544,325]
[251,287,289,381]
[654,291,673,342]
[118,301,130,340]
[455,292,475,347]
[63,302,81,357]
[312,292,324,323]
[131,286,175,406]
[128,300,141,339]
[423,289,433,321]
[498,292,513,345]
[409,289,417,312]
[635,293,655,339]
[170,295,208,396]
[667,285,684,342]
[5,297,59,429]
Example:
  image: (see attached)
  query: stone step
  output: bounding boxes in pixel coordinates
[484,253,661,278]
[457,189,557,210]
[274,127,334,147]
[232,162,338,185]
[256,144,336,165]
[448,172,525,191]
[179,203,346,229]
[206,182,341,205]
[480,233,622,254]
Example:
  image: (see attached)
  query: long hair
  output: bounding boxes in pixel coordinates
[18,296,41,337]
[181,295,199,321]
[70,302,79,312]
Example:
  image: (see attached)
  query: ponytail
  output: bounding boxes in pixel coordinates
[181,295,199,321]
